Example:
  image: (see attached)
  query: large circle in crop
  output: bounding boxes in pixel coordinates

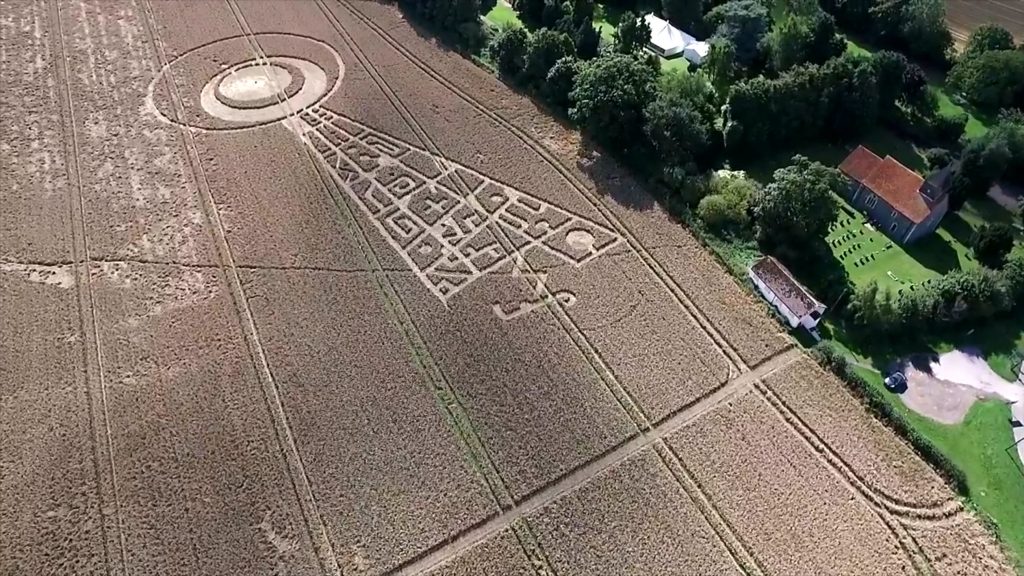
[146,33,344,132]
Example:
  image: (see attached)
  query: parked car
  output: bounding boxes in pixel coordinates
[884,372,907,391]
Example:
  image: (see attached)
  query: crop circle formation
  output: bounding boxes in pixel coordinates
[146,33,344,131]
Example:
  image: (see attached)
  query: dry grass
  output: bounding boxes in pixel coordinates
[669,393,913,575]
[528,449,741,576]
[763,357,953,507]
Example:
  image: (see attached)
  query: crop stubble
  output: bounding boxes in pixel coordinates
[422,529,534,576]
[0,0,72,263]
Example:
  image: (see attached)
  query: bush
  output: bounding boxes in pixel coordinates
[927,112,967,146]
[542,56,580,109]
[922,147,952,170]
[523,29,575,88]
[972,223,1016,269]
[488,24,529,78]
[809,342,968,496]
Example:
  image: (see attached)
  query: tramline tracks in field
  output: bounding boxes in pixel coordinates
[325,5,963,574]
[315,2,766,574]
[48,0,129,574]
[139,1,344,574]
[308,1,559,571]
[329,0,749,376]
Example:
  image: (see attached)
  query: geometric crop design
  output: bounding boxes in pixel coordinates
[297,106,622,303]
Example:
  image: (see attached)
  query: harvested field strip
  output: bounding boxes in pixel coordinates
[752,382,936,573]
[393,348,805,574]
[754,380,963,523]
[274,0,518,515]
[220,4,517,554]
[49,0,128,571]
[138,1,341,572]
[652,441,765,575]
[333,0,751,374]
[764,358,957,510]
[316,0,652,434]
[670,393,919,576]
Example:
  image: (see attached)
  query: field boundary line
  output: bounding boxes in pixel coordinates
[321,6,769,572]
[389,347,802,574]
[332,0,749,374]
[309,0,528,510]
[223,0,516,516]
[139,2,343,574]
[48,0,129,574]
[653,441,766,576]
[754,381,964,521]
[223,1,515,565]
[318,0,654,430]
[752,384,937,575]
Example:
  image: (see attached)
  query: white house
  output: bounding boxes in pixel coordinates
[749,256,826,333]
[643,13,709,65]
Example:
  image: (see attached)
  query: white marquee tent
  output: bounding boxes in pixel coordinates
[643,13,709,65]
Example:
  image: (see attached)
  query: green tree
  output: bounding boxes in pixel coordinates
[543,56,581,108]
[662,0,704,32]
[570,52,659,151]
[571,0,595,26]
[754,155,841,251]
[962,24,1015,60]
[524,29,575,87]
[948,50,1024,113]
[643,71,719,170]
[870,0,951,65]
[614,11,651,54]
[705,37,738,97]
[512,0,546,27]
[1004,250,1024,304]
[950,133,1012,207]
[823,52,880,138]
[574,19,601,59]
[696,172,757,231]
[488,24,529,78]
[972,223,1016,269]
[705,0,771,69]
[541,0,569,29]
[872,50,929,112]
[767,11,844,72]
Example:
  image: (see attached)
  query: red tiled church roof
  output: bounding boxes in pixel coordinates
[838,145,882,183]
[839,146,930,224]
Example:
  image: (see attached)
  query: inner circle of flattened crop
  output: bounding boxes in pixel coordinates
[201,57,325,123]
[147,33,344,131]
[214,61,305,110]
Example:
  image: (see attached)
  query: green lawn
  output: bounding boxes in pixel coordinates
[851,365,1024,570]
[827,196,975,292]
[843,36,991,137]
[484,2,519,27]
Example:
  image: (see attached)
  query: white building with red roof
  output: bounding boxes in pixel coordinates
[838,145,955,244]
